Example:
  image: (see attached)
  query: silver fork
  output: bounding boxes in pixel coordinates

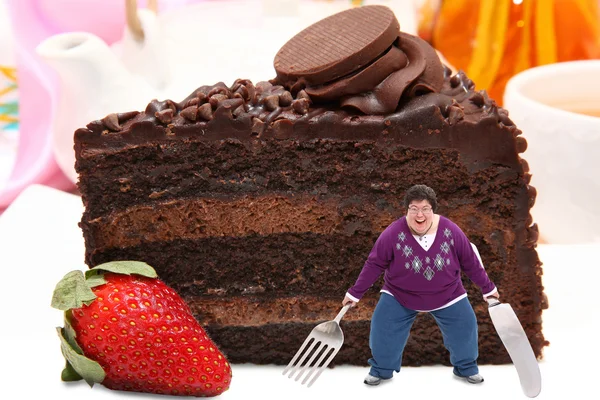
[282,304,351,388]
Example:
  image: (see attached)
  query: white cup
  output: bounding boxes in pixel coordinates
[504,60,600,244]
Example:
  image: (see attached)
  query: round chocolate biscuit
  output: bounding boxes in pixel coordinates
[274,5,400,87]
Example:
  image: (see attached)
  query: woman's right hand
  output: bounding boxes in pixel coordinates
[342,295,357,307]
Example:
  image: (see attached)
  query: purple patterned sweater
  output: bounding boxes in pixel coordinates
[347,216,496,311]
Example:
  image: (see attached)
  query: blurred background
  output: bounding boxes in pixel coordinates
[0,0,599,243]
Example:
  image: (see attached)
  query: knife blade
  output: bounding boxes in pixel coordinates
[487,297,542,398]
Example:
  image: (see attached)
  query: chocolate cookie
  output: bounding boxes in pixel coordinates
[274,5,400,87]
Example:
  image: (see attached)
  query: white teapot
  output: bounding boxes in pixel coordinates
[36,9,169,184]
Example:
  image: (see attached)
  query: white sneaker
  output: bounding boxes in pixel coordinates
[364,374,387,386]
[454,372,484,384]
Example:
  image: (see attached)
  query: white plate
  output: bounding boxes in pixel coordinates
[0,184,596,399]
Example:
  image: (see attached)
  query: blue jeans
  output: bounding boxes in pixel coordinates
[368,293,479,379]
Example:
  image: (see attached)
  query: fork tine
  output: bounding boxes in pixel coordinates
[288,338,319,380]
[294,341,324,382]
[282,336,314,376]
[301,344,334,386]
[306,346,340,388]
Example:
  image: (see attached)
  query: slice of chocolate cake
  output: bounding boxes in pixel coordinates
[74,5,548,366]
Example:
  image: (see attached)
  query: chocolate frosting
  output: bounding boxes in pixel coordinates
[275,32,445,115]
[339,33,444,114]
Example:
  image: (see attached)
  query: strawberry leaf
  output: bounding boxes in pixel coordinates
[61,360,83,382]
[85,273,107,289]
[64,312,84,354]
[85,261,158,281]
[56,326,105,386]
[51,271,97,311]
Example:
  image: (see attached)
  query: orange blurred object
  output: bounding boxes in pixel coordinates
[418,0,600,104]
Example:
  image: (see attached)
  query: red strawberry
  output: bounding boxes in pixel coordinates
[51,261,232,397]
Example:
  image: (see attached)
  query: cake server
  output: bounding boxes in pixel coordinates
[487,297,542,398]
[282,304,351,388]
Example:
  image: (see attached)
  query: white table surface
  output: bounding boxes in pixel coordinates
[0,184,597,399]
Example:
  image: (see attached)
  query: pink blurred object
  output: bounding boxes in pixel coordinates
[0,0,205,211]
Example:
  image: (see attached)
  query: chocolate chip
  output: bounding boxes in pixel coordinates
[515,136,528,153]
[165,100,178,113]
[527,184,537,208]
[251,117,264,136]
[485,103,500,118]
[233,105,246,118]
[232,79,256,102]
[185,97,200,108]
[197,92,207,103]
[234,79,252,87]
[450,74,461,88]
[520,158,530,173]
[102,113,121,131]
[230,81,242,93]
[247,85,257,103]
[234,85,249,101]
[279,91,293,107]
[155,109,174,124]
[195,86,212,97]
[117,111,139,124]
[469,92,485,107]
[264,95,280,111]
[255,81,273,95]
[296,90,312,103]
[181,106,198,121]
[292,98,310,115]
[498,108,514,126]
[209,94,229,109]
[198,103,213,121]
[448,105,465,124]
[220,98,244,110]
[208,86,230,98]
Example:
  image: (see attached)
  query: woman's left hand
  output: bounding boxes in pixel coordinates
[485,290,500,300]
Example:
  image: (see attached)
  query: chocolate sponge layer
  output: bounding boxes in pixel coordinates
[190,295,543,366]
[202,318,515,366]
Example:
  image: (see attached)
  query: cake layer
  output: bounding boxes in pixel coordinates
[180,295,546,366]
[187,295,381,326]
[76,137,477,219]
[86,233,381,297]
[75,92,527,221]
[203,320,527,366]
[81,194,400,249]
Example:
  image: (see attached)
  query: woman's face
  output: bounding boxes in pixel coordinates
[406,199,434,235]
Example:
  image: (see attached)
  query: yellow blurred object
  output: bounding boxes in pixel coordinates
[418,0,600,104]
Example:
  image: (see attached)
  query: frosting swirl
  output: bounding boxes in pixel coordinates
[279,32,445,115]
[340,33,445,114]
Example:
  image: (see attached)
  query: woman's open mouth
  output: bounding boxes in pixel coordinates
[414,219,427,230]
